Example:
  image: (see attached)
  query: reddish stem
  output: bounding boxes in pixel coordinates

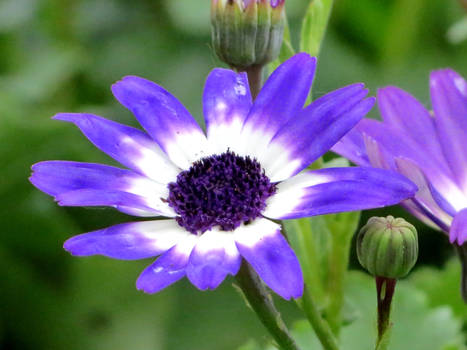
[375,276,397,340]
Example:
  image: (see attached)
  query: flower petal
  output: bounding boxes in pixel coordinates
[203,69,252,154]
[186,229,241,290]
[30,161,175,216]
[234,219,303,300]
[331,127,370,166]
[263,84,374,181]
[263,167,417,219]
[136,235,198,294]
[377,86,447,168]
[357,119,462,200]
[56,189,162,216]
[53,113,179,184]
[238,53,316,159]
[394,157,453,230]
[112,76,210,169]
[450,208,467,245]
[63,219,189,260]
[430,69,467,192]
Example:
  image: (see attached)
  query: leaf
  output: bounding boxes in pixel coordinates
[300,0,334,57]
[268,19,295,73]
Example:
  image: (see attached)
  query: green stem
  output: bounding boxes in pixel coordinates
[236,262,301,350]
[286,218,325,302]
[374,277,397,350]
[301,286,340,350]
[325,229,352,334]
[454,243,467,303]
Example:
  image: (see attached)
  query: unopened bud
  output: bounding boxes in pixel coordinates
[357,216,418,279]
[211,0,285,69]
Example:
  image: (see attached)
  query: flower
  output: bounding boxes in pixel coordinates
[333,68,467,246]
[30,53,416,299]
[211,0,285,68]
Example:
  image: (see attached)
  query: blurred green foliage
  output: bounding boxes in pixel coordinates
[242,269,466,350]
[1,0,467,349]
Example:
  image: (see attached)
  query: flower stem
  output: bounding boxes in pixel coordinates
[301,286,339,350]
[454,243,467,302]
[325,234,350,334]
[375,277,397,350]
[324,212,360,335]
[236,262,301,350]
[243,65,263,99]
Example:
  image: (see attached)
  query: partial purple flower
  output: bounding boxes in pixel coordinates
[30,53,416,299]
[333,68,467,246]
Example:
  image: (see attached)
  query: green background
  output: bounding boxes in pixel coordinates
[1,0,466,349]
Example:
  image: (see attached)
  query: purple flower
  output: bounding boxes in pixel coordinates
[333,68,467,245]
[30,53,416,299]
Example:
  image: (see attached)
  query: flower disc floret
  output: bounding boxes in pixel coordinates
[167,150,276,234]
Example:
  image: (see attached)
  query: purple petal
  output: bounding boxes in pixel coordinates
[357,119,426,169]
[264,167,417,219]
[430,69,467,192]
[186,230,241,290]
[53,113,179,183]
[30,161,165,196]
[263,84,374,181]
[136,236,197,294]
[450,208,467,245]
[239,54,316,159]
[357,119,457,194]
[331,127,370,166]
[111,76,209,169]
[203,69,252,154]
[30,161,175,217]
[394,157,453,230]
[363,132,466,215]
[377,86,447,167]
[56,189,159,216]
[63,219,189,260]
[234,219,303,300]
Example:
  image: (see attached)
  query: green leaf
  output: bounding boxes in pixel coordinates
[268,19,295,73]
[300,0,334,57]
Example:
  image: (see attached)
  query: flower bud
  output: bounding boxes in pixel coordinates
[357,216,418,279]
[211,0,285,69]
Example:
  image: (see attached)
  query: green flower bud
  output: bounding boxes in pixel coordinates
[211,0,285,69]
[357,216,418,279]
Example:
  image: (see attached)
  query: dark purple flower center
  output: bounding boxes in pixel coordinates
[167,151,276,234]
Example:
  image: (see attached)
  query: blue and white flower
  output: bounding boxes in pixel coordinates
[30,53,416,299]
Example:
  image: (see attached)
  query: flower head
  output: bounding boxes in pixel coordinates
[333,68,467,246]
[30,53,416,299]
